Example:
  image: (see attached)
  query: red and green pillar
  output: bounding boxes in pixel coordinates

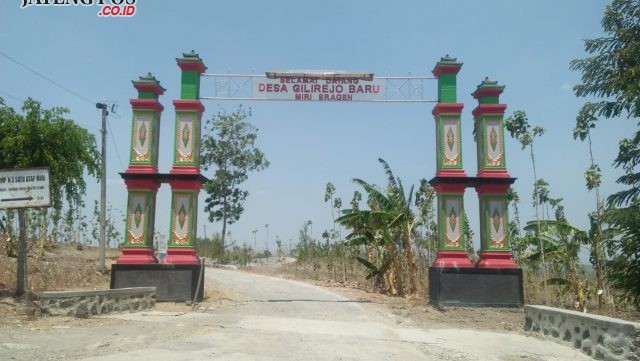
[433,183,473,267]
[164,51,207,265]
[472,78,517,268]
[431,55,472,268]
[117,74,165,264]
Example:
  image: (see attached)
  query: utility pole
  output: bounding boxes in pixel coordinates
[252,229,257,252]
[96,103,108,272]
[264,224,269,253]
[15,208,27,297]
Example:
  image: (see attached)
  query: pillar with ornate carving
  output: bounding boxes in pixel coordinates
[164,51,207,265]
[430,56,473,268]
[117,74,165,264]
[472,78,517,268]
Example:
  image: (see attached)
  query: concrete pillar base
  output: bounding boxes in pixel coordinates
[476,251,518,268]
[164,248,200,265]
[116,247,157,264]
[432,250,473,268]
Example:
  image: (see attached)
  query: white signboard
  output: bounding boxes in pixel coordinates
[0,168,51,209]
[252,76,386,102]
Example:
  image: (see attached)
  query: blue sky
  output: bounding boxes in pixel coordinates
[1,1,634,252]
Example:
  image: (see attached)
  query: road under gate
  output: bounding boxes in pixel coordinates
[1,268,591,361]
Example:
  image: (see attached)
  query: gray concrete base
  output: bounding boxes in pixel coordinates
[428,267,524,307]
[110,263,204,302]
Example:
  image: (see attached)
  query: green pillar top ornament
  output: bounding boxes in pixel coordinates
[472,77,505,105]
[432,55,463,104]
[132,73,166,100]
[176,50,207,100]
[179,50,203,61]
[432,55,463,75]
[176,50,207,70]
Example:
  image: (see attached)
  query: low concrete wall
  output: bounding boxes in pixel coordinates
[525,305,640,361]
[40,287,155,318]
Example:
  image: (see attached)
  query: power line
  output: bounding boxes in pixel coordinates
[0,49,126,168]
[0,90,24,104]
[79,122,101,131]
[0,89,102,131]
[0,48,95,106]
[106,117,125,170]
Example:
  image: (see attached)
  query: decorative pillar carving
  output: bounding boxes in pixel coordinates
[117,74,165,264]
[431,56,472,268]
[472,78,517,268]
[164,51,207,265]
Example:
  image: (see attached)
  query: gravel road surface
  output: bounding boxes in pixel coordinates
[1,267,591,361]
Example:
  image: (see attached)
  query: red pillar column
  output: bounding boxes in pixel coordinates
[472,78,517,268]
[164,51,206,265]
[430,56,472,268]
[117,74,165,264]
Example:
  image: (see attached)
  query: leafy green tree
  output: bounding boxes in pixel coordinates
[505,110,548,301]
[200,106,269,253]
[333,197,342,239]
[570,0,640,121]
[603,203,640,310]
[0,98,100,296]
[573,107,609,309]
[0,99,100,213]
[350,190,362,211]
[414,179,437,263]
[324,182,337,233]
[91,200,122,248]
[295,222,312,262]
[571,0,640,308]
[507,187,522,239]
[571,0,640,206]
[462,211,476,262]
[532,179,564,222]
[506,188,530,268]
[532,178,551,219]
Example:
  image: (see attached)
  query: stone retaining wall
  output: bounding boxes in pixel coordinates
[39,287,155,318]
[525,305,640,361]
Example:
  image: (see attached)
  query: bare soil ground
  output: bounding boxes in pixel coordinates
[0,242,119,330]
[0,245,636,335]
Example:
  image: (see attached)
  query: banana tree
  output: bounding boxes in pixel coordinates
[337,159,418,296]
[342,228,400,295]
[523,220,589,309]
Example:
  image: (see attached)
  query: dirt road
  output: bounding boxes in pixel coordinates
[1,267,591,360]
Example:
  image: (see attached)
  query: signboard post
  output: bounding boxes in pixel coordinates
[0,168,51,297]
[0,168,51,209]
